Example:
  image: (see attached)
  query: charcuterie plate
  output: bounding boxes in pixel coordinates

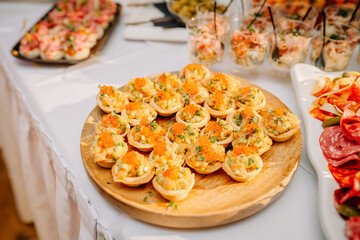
[80,72,302,228]
[290,63,346,240]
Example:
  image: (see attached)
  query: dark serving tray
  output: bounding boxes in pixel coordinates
[11,2,121,65]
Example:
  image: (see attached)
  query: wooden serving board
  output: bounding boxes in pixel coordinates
[80,73,302,228]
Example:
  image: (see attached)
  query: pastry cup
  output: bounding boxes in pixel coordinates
[204,99,236,118]
[263,124,300,142]
[121,103,157,126]
[94,120,130,138]
[112,167,155,187]
[127,127,154,152]
[222,154,263,182]
[186,159,222,174]
[182,86,209,105]
[149,97,183,117]
[175,107,210,129]
[226,109,262,130]
[152,173,195,201]
[95,159,117,169]
[126,93,151,103]
[96,92,129,114]
[235,95,266,111]
[200,128,234,148]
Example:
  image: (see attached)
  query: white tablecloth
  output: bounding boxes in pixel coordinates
[1,1,359,239]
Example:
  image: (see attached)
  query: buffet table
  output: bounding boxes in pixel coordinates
[2,1,359,239]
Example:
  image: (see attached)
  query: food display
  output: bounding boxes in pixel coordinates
[204,91,235,118]
[80,64,302,228]
[306,71,360,240]
[235,86,266,110]
[14,0,119,63]
[310,22,360,72]
[186,16,230,66]
[269,19,314,71]
[230,17,272,69]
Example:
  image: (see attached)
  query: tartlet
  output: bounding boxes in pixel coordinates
[200,119,234,148]
[176,103,210,129]
[232,123,272,155]
[180,63,211,84]
[125,77,156,102]
[226,107,262,130]
[181,81,209,105]
[235,87,266,111]
[222,145,263,182]
[127,120,166,152]
[149,140,184,168]
[185,136,225,174]
[96,85,129,113]
[259,108,300,142]
[112,151,155,187]
[149,90,183,117]
[204,91,236,118]
[203,72,241,94]
[166,123,200,151]
[121,101,157,126]
[91,131,128,168]
[95,113,130,138]
[155,72,183,92]
[153,163,195,201]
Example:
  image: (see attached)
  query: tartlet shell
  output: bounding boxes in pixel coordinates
[175,108,210,129]
[204,99,236,118]
[222,155,263,182]
[112,167,155,187]
[149,97,183,117]
[127,127,154,152]
[96,92,129,114]
[152,173,195,201]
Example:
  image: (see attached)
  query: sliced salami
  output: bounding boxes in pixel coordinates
[328,164,359,188]
[324,154,360,168]
[319,126,360,160]
[341,108,360,145]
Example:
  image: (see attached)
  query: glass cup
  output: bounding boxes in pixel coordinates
[268,19,315,72]
[324,4,360,27]
[274,2,319,27]
[247,1,272,22]
[186,17,230,66]
[229,16,272,70]
[310,22,360,72]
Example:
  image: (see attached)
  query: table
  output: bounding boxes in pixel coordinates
[1,1,358,239]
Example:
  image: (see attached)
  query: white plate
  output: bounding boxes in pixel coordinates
[290,63,346,240]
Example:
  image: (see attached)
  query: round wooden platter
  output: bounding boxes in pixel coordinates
[80,72,303,228]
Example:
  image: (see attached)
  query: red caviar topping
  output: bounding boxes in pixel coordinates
[158,90,174,100]
[204,121,223,137]
[274,108,287,116]
[153,140,167,156]
[140,117,150,127]
[183,103,199,116]
[159,73,179,88]
[183,81,199,95]
[121,151,142,167]
[233,145,258,156]
[172,123,187,135]
[241,123,260,134]
[198,136,219,162]
[101,114,119,128]
[213,92,226,107]
[163,164,181,179]
[212,73,229,88]
[100,85,115,97]
[98,132,115,148]
[183,63,203,75]
[134,78,146,89]
[125,101,141,111]
[240,87,252,95]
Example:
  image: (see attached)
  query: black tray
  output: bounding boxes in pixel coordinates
[11,3,121,65]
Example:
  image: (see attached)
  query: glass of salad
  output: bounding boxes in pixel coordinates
[324,4,360,29]
[186,16,230,66]
[310,22,360,72]
[275,2,319,27]
[229,16,272,70]
[268,19,315,72]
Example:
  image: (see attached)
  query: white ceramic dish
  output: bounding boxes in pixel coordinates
[290,63,346,240]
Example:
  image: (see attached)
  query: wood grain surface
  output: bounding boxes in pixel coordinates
[80,73,303,228]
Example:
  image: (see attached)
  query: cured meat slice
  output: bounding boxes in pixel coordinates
[324,154,360,168]
[328,164,359,188]
[346,217,360,240]
[341,108,360,145]
[319,126,360,161]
